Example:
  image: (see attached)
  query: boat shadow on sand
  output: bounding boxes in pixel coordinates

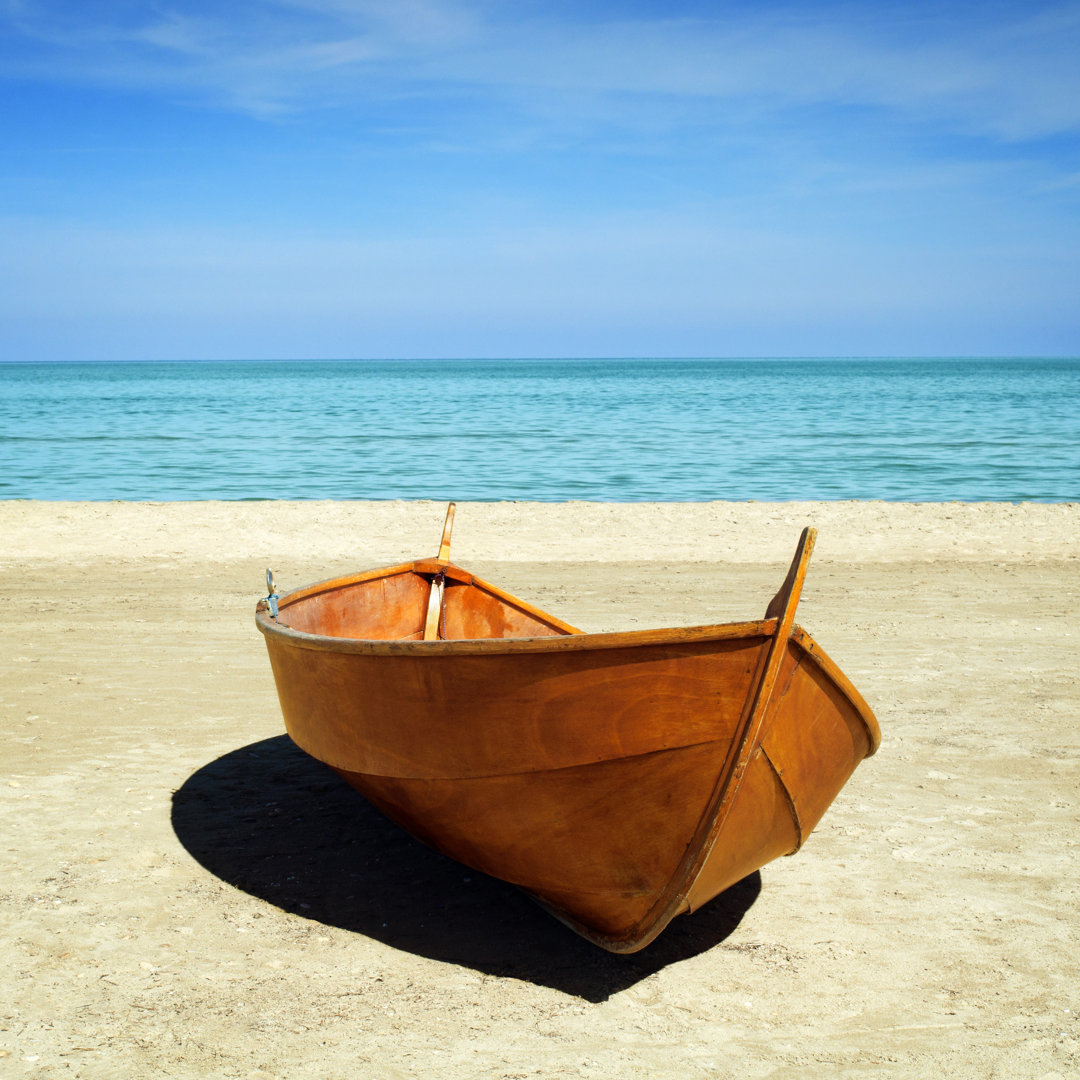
[171,734,761,1002]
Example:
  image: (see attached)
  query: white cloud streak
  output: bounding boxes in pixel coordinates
[2,1,1079,139]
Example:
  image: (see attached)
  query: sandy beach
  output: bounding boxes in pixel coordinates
[2,499,1078,1079]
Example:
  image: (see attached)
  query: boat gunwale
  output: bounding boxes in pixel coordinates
[253,560,879,753]
[256,601,780,655]
[254,557,787,655]
[259,626,879,764]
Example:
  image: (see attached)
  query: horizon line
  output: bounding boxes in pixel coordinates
[3,354,1079,365]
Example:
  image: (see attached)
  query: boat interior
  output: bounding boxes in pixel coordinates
[276,562,579,643]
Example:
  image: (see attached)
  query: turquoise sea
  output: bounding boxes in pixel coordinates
[0,358,1077,501]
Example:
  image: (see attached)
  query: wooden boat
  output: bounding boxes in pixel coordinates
[256,505,880,953]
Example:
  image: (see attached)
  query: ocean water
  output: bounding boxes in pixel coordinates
[0,358,1076,501]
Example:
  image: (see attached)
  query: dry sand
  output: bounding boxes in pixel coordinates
[2,500,1078,1079]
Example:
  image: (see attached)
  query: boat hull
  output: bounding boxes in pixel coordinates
[258,566,878,951]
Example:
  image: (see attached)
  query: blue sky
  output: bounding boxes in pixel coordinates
[1,0,1078,360]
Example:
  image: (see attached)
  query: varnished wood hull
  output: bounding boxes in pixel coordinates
[255,531,879,952]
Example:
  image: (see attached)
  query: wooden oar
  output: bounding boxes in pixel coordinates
[423,502,456,640]
[438,502,456,561]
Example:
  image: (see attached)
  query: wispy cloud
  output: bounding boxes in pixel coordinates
[0,0,484,114]
[3,1,1079,140]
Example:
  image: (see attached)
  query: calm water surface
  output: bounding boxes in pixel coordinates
[0,358,1076,501]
